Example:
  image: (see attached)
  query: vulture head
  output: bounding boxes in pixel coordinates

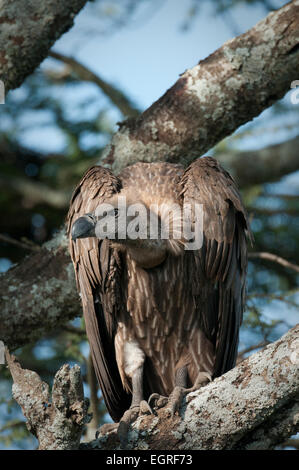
[71,193,187,268]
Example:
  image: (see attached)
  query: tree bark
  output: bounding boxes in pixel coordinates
[0,231,79,350]
[100,0,299,174]
[0,0,88,92]
[5,349,91,450]
[6,325,299,450]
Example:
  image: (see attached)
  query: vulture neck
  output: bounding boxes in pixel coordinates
[113,239,167,269]
[106,193,185,269]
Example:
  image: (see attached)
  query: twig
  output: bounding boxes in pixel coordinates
[0,419,26,433]
[248,252,299,274]
[248,207,298,216]
[49,51,140,118]
[0,234,40,252]
[261,193,299,201]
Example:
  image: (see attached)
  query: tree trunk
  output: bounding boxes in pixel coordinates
[0,232,79,350]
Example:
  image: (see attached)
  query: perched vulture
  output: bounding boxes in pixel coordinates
[67,156,250,441]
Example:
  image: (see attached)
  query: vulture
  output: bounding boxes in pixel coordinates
[67,156,250,442]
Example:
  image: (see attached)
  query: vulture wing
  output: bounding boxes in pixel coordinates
[180,157,251,377]
[66,166,131,422]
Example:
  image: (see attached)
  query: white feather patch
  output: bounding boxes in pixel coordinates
[123,340,145,377]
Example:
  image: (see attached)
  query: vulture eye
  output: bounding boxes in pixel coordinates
[86,213,96,222]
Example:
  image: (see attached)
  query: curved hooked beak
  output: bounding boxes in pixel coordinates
[71,214,96,240]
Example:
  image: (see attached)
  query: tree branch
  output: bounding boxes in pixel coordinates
[0,0,88,92]
[2,135,298,216]
[217,135,299,188]
[5,349,91,450]
[0,231,79,350]
[236,340,270,364]
[0,174,70,209]
[280,438,299,450]
[249,252,299,273]
[49,51,140,118]
[100,1,299,173]
[0,234,40,252]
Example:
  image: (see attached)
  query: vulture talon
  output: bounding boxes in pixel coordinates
[148,393,168,410]
[166,373,212,417]
[117,403,150,447]
[165,386,187,417]
[139,399,154,415]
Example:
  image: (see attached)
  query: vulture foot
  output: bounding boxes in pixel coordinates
[95,401,153,446]
[166,386,187,417]
[166,372,212,417]
[117,400,153,447]
[148,388,191,417]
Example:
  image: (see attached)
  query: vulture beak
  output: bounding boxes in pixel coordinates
[71,214,96,240]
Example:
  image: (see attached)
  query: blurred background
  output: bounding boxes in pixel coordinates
[0,0,298,449]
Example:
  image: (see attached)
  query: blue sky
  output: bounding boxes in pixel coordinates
[11,0,294,154]
[59,0,283,109]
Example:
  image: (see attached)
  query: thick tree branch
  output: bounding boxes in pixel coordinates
[0,231,79,350]
[85,325,299,450]
[100,1,299,173]
[5,349,91,450]
[0,0,88,92]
